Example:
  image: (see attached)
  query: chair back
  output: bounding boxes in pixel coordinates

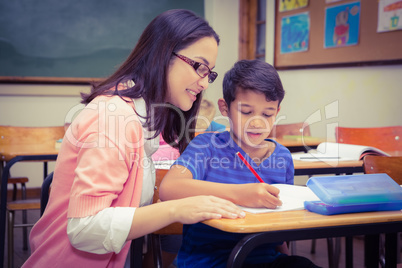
[40,172,54,216]
[363,156,402,185]
[335,126,402,152]
[268,122,311,139]
[0,126,65,146]
[153,169,183,235]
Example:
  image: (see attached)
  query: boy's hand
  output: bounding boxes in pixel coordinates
[169,195,246,224]
[236,183,282,208]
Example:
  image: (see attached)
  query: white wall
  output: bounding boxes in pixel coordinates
[0,85,87,126]
[1,0,401,187]
[277,65,402,139]
[203,0,239,127]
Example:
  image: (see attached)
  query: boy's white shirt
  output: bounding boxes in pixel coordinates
[67,94,159,254]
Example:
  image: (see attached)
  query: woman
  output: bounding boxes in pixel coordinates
[23,9,244,268]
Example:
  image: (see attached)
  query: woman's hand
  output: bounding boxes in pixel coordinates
[169,195,246,224]
[234,183,282,209]
[128,195,244,241]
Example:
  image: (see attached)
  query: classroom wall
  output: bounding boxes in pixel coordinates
[0,86,89,188]
[204,0,402,141]
[1,0,401,187]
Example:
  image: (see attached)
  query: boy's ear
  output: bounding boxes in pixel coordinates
[218,98,229,116]
[277,105,281,115]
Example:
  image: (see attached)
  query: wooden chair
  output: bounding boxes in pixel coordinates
[335,126,402,152]
[6,198,41,268]
[7,177,29,202]
[40,172,54,216]
[149,169,182,268]
[363,155,402,185]
[363,155,402,267]
[0,126,64,268]
[1,127,31,251]
[268,122,311,139]
[5,176,29,251]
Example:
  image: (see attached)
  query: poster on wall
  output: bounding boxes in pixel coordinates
[324,2,361,48]
[279,0,309,12]
[280,12,310,54]
[377,0,402,32]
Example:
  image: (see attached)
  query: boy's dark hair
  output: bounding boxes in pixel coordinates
[222,60,285,108]
[81,9,219,153]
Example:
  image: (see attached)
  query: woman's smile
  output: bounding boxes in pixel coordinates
[186,88,198,101]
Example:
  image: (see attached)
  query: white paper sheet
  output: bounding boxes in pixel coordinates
[238,184,319,214]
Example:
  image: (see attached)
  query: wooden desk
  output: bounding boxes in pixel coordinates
[0,144,59,267]
[293,159,364,176]
[293,150,401,176]
[1,144,59,162]
[277,136,366,176]
[274,136,326,153]
[203,210,402,268]
[276,136,325,146]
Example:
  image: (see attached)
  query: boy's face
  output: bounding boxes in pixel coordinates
[218,88,280,151]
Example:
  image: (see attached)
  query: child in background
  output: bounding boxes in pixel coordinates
[195,99,226,132]
[23,9,245,268]
[152,99,226,163]
[160,60,321,267]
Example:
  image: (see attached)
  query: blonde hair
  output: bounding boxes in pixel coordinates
[195,99,216,131]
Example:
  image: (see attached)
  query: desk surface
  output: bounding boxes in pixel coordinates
[203,209,402,234]
[0,144,59,162]
[274,137,325,148]
[292,151,401,176]
[293,159,363,171]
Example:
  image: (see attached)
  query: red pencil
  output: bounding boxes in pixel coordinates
[236,152,265,183]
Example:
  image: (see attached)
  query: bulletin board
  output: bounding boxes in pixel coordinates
[274,0,402,69]
[0,0,203,84]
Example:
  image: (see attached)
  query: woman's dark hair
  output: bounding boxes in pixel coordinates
[222,60,285,109]
[81,9,219,153]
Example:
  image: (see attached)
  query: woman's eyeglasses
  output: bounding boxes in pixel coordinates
[173,52,218,83]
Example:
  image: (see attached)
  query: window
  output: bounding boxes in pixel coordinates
[239,0,266,60]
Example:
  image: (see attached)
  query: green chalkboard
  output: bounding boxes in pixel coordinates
[0,0,204,83]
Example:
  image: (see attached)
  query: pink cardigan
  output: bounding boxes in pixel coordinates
[23,95,144,267]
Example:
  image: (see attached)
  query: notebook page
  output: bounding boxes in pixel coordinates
[239,184,319,214]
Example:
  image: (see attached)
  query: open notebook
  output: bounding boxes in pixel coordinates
[238,184,319,214]
[292,142,390,162]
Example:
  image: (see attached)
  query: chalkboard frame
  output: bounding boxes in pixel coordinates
[274,0,402,70]
[0,76,103,85]
[0,0,204,84]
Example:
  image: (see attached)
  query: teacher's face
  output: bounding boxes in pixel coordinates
[166,36,218,111]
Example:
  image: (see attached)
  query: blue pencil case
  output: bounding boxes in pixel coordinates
[304,174,402,215]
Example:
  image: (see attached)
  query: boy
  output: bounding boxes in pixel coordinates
[159,60,320,267]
